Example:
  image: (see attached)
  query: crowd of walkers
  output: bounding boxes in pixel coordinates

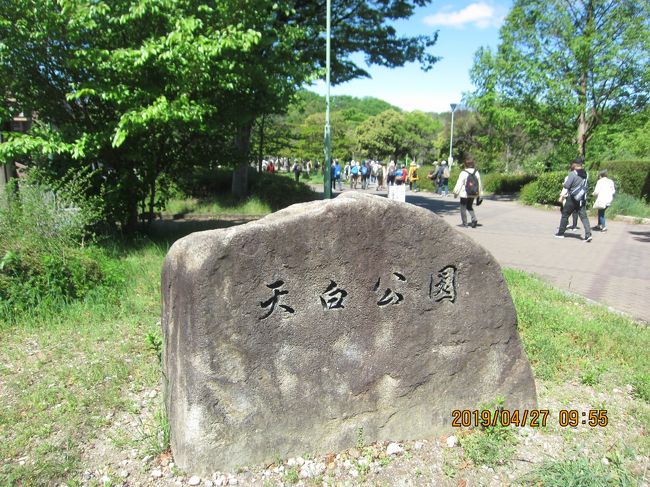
[261,155,616,236]
[329,159,421,192]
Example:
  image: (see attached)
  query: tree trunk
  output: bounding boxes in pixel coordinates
[232,121,254,199]
[147,175,156,224]
[576,71,588,159]
[257,115,265,173]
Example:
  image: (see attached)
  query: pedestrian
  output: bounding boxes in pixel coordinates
[332,159,342,191]
[387,160,396,186]
[360,161,370,189]
[453,157,482,228]
[267,160,275,173]
[437,160,450,196]
[376,163,385,191]
[554,158,592,241]
[343,161,350,182]
[350,161,359,189]
[592,170,616,232]
[560,170,580,232]
[291,161,303,182]
[408,162,419,192]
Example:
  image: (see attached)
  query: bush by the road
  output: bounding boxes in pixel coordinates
[482,173,537,194]
[591,160,650,202]
[0,176,123,324]
[519,171,567,206]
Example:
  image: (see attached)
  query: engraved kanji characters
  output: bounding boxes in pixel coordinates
[259,280,295,320]
[374,272,406,306]
[320,280,348,310]
[429,265,457,303]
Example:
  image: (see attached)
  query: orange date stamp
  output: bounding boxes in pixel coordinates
[451,409,609,428]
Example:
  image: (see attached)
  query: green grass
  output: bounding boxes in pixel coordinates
[604,192,650,220]
[518,456,637,486]
[1,237,649,485]
[504,268,650,401]
[0,239,165,486]
[164,195,271,216]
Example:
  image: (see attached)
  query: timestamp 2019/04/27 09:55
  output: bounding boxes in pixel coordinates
[451,409,609,428]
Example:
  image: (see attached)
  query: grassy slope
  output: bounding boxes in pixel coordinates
[0,241,164,485]
[0,242,648,485]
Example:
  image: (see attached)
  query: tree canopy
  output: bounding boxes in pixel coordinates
[469,0,650,160]
[1,0,440,228]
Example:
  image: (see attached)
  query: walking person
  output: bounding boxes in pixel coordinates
[554,158,592,241]
[387,160,396,186]
[592,170,616,231]
[291,160,303,182]
[350,161,359,189]
[560,171,580,232]
[376,163,385,191]
[408,162,419,192]
[360,161,370,189]
[453,157,482,228]
[436,160,450,196]
[332,159,342,191]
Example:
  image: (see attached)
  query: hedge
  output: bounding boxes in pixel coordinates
[482,173,537,194]
[591,160,650,202]
[520,171,568,206]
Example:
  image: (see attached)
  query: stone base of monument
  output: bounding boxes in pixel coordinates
[162,192,537,475]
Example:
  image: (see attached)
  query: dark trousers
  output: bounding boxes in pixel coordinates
[460,197,477,225]
[559,198,591,237]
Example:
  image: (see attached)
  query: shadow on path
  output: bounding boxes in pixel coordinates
[629,230,650,243]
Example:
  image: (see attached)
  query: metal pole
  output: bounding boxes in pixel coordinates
[323,0,333,199]
[449,103,457,167]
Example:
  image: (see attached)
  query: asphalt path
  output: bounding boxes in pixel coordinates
[323,182,650,323]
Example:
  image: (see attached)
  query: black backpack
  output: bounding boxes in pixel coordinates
[464,169,479,196]
[569,173,588,202]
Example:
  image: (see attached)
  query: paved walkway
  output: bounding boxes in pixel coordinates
[323,184,650,323]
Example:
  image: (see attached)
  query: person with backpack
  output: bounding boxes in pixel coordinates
[360,161,370,189]
[343,161,350,182]
[436,161,451,196]
[350,161,360,189]
[292,161,303,182]
[555,158,592,241]
[332,159,342,191]
[453,157,483,228]
[408,162,419,192]
[387,160,396,186]
[376,163,385,191]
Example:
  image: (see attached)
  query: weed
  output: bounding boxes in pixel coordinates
[356,426,365,449]
[459,396,517,467]
[518,457,637,486]
[283,467,300,484]
[145,328,163,364]
[580,361,606,386]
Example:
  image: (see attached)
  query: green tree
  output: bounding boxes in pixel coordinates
[472,0,650,159]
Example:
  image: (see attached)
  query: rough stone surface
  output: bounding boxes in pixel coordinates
[162,192,537,475]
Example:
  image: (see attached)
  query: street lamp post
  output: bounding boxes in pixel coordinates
[449,103,458,167]
[323,0,333,199]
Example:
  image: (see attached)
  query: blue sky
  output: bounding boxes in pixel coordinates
[310,0,513,113]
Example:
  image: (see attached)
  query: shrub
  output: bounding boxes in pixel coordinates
[482,173,537,194]
[416,164,462,194]
[250,171,318,210]
[606,192,650,219]
[0,171,123,323]
[520,171,567,206]
[591,160,650,202]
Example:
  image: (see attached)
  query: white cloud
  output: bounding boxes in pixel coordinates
[423,2,505,29]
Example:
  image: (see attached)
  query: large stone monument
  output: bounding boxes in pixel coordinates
[162,192,537,474]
